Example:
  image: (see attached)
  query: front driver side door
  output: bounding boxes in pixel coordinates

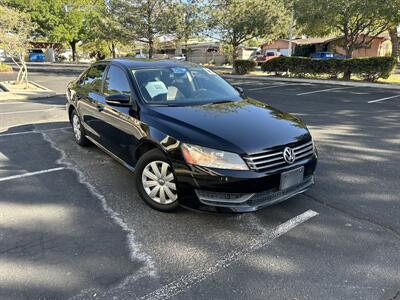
[75,64,107,144]
[95,65,143,166]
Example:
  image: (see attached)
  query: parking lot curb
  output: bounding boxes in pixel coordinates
[222,74,400,90]
[6,63,86,75]
[0,92,57,102]
[0,81,56,102]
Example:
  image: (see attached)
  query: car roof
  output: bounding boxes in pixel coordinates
[99,58,198,69]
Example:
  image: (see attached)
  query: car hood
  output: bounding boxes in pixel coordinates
[143,98,310,154]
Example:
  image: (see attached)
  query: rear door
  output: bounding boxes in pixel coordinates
[75,64,107,143]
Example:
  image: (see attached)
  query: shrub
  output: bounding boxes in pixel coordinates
[260,57,288,75]
[260,56,396,81]
[349,57,397,81]
[0,63,12,72]
[233,59,256,75]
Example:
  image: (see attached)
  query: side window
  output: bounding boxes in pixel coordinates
[80,65,107,92]
[103,65,131,96]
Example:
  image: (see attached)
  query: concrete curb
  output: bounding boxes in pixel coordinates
[0,81,56,102]
[7,63,85,75]
[28,81,53,91]
[221,74,400,90]
[0,91,57,102]
[0,82,10,92]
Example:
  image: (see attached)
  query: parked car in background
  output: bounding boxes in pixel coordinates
[135,53,148,59]
[0,49,6,62]
[28,49,45,62]
[173,54,186,61]
[251,52,281,65]
[310,52,346,60]
[0,49,12,62]
[66,59,318,213]
[153,53,169,60]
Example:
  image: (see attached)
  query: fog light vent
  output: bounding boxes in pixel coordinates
[195,190,254,204]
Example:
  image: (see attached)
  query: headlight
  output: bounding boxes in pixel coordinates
[311,138,318,154]
[181,143,249,170]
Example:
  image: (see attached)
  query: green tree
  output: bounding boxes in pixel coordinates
[206,0,289,62]
[113,0,180,59]
[4,0,99,62]
[295,0,391,59]
[81,0,127,59]
[174,0,205,60]
[380,1,400,58]
[0,5,34,86]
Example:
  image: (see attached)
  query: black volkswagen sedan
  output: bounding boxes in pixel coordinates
[66,59,317,213]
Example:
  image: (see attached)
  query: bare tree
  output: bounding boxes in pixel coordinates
[0,5,34,87]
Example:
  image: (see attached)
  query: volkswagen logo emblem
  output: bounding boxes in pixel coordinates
[283,147,295,164]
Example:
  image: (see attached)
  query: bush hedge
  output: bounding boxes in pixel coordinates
[0,63,12,73]
[260,56,397,81]
[233,59,256,75]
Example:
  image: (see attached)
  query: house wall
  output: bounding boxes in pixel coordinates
[262,40,295,56]
[187,47,226,65]
[238,48,258,60]
[330,38,392,57]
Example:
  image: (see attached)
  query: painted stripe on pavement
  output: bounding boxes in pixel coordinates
[0,127,71,137]
[0,108,56,115]
[368,94,400,103]
[140,209,319,300]
[297,87,352,96]
[0,167,66,183]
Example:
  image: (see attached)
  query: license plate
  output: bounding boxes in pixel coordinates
[280,167,304,190]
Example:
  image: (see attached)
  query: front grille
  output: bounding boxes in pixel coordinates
[243,140,314,172]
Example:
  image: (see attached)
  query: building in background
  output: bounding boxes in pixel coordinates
[261,35,392,58]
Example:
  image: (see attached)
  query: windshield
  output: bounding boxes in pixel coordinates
[132,67,241,105]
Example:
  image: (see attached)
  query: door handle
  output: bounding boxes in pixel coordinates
[96,105,104,112]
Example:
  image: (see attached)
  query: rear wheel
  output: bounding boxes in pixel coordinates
[71,110,90,146]
[135,149,178,212]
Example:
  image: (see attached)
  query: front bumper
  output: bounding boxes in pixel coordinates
[172,155,317,213]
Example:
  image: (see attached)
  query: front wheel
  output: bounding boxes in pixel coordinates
[135,149,179,212]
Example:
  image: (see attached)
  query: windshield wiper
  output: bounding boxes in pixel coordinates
[205,100,235,105]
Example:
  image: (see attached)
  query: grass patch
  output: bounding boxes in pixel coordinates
[0,63,12,72]
[378,74,400,84]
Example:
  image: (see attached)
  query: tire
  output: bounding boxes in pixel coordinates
[135,149,179,212]
[71,110,90,146]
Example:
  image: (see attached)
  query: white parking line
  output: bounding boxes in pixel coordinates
[140,209,319,300]
[247,83,301,91]
[0,108,56,115]
[0,167,66,183]
[297,87,352,96]
[0,101,23,105]
[0,126,71,137]
[368,94,400,103]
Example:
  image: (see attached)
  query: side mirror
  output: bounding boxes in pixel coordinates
[105,94,131,106]
[235,86,244,96]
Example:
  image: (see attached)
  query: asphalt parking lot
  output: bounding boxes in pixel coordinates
[0,72,399,300]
